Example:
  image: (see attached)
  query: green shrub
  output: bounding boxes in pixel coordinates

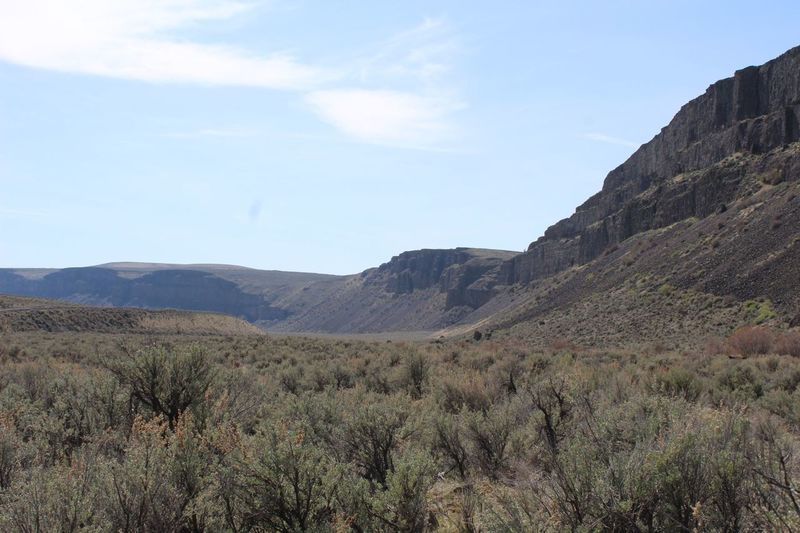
[717,364,764,400]
[649,367,704,401]
[466,403,518,479]
[98,415,212,533]
[432,413,469,479]
[0,461,106,532]
[227,427,339,532]
[110,345,215,429]
[401,350,429,400]
[743,300,778,325]
[340,398,409,486]
[369,450,434,531]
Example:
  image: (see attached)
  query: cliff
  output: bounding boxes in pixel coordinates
[366,248,517,309]
[505,45,800,284]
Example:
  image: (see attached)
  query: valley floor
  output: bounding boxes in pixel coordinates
[1,326,799,531]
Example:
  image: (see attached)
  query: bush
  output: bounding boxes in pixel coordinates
[438,374,493,414]
[401,350,429,399]
[369,450,434,531]
[340,399,409,486]
[111,345,215,429]
[728,326,773,356]
[227,428,339,532]
[650,367,703,401]
[466,403,518,479]
[717,364,764,400]
[527,376,573,453]
[748,417,800,527]
[99,415,206,532]
[432,414,469,479]
[0,461,106,532]
[775,331,800,357]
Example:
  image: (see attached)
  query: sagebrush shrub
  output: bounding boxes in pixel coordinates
[228,428,339,532]
[111,345,215,429]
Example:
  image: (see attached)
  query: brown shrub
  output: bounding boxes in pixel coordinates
[728,326,773,356]
[774,331,800,357]
[549,338,577,353]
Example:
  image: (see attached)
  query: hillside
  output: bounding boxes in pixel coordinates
[0,294,263,335]
[0,248,519,334]
[448,45,800,345]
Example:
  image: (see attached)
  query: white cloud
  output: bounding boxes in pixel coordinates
[0,2,464,148]
[306,19,464,148]
[306,89,461,147]
[0,0,331,89]
[582,132,639,148]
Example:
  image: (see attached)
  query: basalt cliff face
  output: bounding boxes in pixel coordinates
[368,248,517,310]
[502,46,800,285]
[268,248,518,333]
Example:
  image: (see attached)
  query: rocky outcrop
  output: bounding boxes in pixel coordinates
[503,45,800,285]
[364,248,518,310]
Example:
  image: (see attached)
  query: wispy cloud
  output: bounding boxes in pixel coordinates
[582,132,640,148]
[308,18,464,148]
[353,17,458,86]
[0,2,464,149]
[306,90,462,148]
[0,0,332,89]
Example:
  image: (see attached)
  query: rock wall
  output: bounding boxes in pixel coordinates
[365,248,517,309]
[504,45,800,285]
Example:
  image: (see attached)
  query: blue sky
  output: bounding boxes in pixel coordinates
[1,1,799,274]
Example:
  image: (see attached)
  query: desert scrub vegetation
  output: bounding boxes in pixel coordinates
[1,330,800,531]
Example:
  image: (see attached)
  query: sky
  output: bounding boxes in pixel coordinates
[1,1,799,274]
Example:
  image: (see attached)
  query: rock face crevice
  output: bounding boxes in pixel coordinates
[501,45,800,285]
